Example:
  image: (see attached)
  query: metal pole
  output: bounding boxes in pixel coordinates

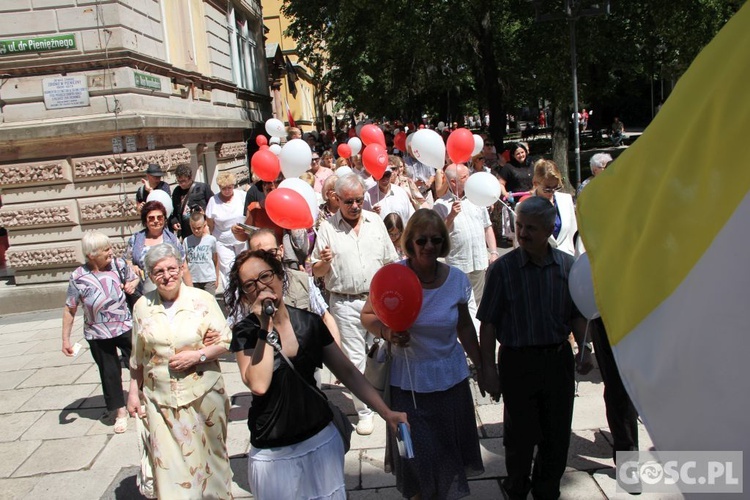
[569,13,581,188]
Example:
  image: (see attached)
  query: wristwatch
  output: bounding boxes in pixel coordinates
[198,350,207,363]
[258,329,281,351]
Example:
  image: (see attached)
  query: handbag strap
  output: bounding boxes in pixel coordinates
[265,332,330,405]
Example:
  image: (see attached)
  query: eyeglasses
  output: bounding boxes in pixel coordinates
[241,269,276,294]
[342,197,364,206]
[147,214,165,222]
[475,156,485,161]
[151,266,180,280]
[541,185,562,194]
[265,179,282,187]
[414,236,444,247]
[382,171,393,178]
[311,158,320,163]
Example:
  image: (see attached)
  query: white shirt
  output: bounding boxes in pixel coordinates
[433,193,491,273]
[205,189,246,245]
[312,210,398,294]
[363,183,415,224]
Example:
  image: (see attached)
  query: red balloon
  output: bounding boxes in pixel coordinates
[360,124,386,147]
[362,144,388,180]
[446,128,474,164]
[337,143,352,159]
[251,149,281,182]
[370,264,422,331]
[259,144,269,150]
[256,135,268,147]
[394,132,407,152]
[265,188,313,230]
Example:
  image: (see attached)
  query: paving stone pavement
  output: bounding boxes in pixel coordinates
[0,309,681,500]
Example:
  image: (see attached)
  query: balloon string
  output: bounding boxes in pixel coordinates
[403,347,418,410]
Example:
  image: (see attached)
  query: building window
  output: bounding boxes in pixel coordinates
[228,4,264,93]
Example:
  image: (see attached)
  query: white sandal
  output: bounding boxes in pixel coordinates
[114,416,128,434]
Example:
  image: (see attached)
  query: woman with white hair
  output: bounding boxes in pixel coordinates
[62,231,139,433]
[128,243,232,498]
[577,152,613,197]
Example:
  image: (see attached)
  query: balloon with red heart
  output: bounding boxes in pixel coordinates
[360,124,386,147]
[362,144,388,180]
[370,263,423,331]
[394,131,407,152]
[446,128,475,164]
[250,149,281,182]
[255,135,268,147]
[265,188,314,230]
[337,143,352,159]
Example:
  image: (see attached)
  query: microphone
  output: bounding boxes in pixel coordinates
[262,298,276,316]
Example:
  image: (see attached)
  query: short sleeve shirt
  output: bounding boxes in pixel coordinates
[65,258,136,340]
[183,234,217,283]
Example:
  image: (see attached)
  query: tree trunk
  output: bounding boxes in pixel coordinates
[551,105,574,192]
[477,9,506,150]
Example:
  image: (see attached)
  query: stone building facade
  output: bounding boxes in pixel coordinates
[0,0,271,285]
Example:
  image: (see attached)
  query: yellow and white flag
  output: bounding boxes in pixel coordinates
[577,3,750,455]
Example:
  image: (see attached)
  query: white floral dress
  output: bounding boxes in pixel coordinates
[131,285,233,499]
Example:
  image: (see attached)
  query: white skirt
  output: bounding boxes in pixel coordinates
[248,422,346,500]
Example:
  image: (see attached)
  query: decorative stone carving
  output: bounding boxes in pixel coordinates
[0,160,70,186]
[216,142,247,159]
[7,246,79,269]
[73,148,191,179]
[112,241,128,259]
[79,198,138,222]
[0,206,74,228]
[171,148,192,166]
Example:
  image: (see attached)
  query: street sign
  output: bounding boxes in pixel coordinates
[134,71,162,91]
[147,135,156,151]
[125,136,137,153]
[0,34,76,56]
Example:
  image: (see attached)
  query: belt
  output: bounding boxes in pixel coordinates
[330,291,369,301]
[503,341,567,353]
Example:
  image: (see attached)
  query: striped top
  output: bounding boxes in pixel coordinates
[477,247,581,347]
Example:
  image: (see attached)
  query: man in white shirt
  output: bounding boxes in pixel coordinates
[363,165,415,224]
[434,164,499,328]
[312,174,399,435]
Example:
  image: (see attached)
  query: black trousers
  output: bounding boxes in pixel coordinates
[87,331,132,411]
[590,318,639,459]
[501,342,575,500]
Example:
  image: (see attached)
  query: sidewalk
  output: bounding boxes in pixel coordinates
[0,309,677,499]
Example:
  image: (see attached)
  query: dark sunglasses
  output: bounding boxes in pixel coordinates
[342,197,364,206]
[414,236,444,247]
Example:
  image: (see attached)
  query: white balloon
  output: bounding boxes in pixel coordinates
[269,144,282,156]
[269,136,281,145]
[411,129,446,169]
[464,171,500,207]
[472,134,484,157]
[335,166,353,176]
[279,177,319,222]
[568,253,600,320]
[265,118,286,138]
[279,139,312,178]
[348,137,362,156]
[146,189,174,218]
[405,132,414,151]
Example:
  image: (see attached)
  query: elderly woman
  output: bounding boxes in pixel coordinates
[361,209,484,499]
[62,231,139,433]
[531,159,577,256]
[127,243,233,499]
[226,249,407,499]
[126,200,190,295]
[205,172,247,289]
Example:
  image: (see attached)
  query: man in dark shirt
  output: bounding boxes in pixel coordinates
[170,164,214,239]
[477,196,591,500]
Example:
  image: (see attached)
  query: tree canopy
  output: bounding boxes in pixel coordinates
[282,0,742,146]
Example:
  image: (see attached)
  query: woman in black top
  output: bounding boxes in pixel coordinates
[227,250,407,500]
[499,142,535,197]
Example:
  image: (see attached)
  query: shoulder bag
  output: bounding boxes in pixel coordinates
[364,339,392,404]
[115,258,142,312]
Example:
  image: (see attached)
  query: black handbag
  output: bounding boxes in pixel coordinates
[115,259,142,311]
